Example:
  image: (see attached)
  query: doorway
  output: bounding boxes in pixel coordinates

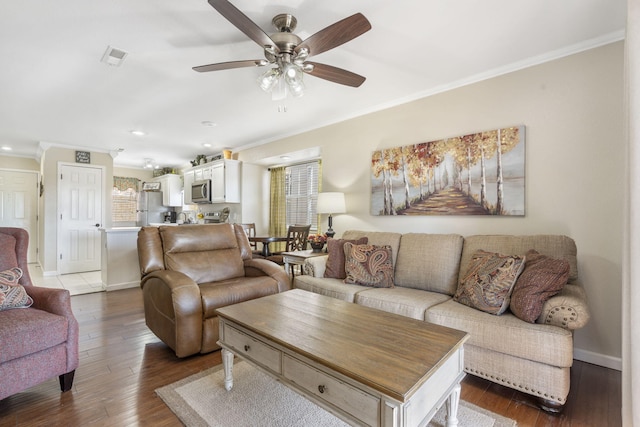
[57,163,104,274]
[0,169,39,262]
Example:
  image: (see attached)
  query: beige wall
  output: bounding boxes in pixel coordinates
[238,42,624,367]
[0,156,39,171]
[113,167,154,184]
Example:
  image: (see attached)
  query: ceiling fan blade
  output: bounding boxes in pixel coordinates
[295,13,371,57]
[193,59,268,73]
[304,62,366,87]
[208,0,279,53]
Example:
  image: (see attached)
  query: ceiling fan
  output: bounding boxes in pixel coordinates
[193,0,371,98]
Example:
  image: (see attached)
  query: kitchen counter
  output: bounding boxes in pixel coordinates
[100,228,141,291]
[101,226,141,232]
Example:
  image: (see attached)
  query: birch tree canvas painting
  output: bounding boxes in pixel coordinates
[371,126,525,216]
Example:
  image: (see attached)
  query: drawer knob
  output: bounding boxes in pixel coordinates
[244,345,250,352]
[318,385,326,394]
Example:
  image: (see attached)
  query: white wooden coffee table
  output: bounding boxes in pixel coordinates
[216,289,469,427]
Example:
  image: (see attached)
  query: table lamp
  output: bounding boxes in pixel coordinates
[317,192,346,238]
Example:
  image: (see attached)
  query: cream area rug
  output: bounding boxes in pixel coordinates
[157,361,517,427]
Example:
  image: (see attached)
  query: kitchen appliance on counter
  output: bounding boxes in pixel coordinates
[163,212,177,223]
[204,207,230,223]
[137,189,172,226]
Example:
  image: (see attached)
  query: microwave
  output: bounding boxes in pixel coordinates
[191,179,212,204]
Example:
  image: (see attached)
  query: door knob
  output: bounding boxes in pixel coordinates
[95,223,100,227]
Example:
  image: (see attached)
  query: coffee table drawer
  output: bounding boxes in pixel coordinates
[223,324,282,374]
[283,354,380,426]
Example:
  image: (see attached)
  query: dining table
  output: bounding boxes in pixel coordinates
[248,236,289,257]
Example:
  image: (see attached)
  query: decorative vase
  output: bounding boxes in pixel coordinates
[310,242,324,253]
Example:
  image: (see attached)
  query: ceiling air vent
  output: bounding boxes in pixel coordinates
[101,46,128,67]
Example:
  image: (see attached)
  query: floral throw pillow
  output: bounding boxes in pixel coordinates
[324,237,368,279]
[343,243,394,288]
[454,250,526,315]
[0,267,33,311]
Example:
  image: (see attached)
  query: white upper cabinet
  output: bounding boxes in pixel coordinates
[182,159,241,204]
[152,174,183,207]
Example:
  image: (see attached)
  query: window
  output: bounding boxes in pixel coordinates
[285,161,320,231]
[112,177,140,223]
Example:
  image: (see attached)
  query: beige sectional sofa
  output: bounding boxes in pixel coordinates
[294,230,590,411]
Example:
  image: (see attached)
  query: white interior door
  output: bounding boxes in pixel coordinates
[0,170,38,262]
[58,164,103,274]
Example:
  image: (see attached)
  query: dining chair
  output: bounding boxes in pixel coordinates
[240,223,264,258]
[266,224,311,274]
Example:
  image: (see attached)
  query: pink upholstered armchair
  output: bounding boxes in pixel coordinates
[0,227,79,400]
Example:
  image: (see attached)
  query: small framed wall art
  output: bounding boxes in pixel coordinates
[75,150,91,164]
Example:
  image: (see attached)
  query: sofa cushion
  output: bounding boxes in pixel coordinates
[394,233,464,295]
[294,275,367,302]
[510,250,570,323]
[324,237,368,279]
[0,234,18,272]
[355,287,451,320]
[161,224,245,283]
[425,299,574,367]
[342,231,402,268]
[0,307,69,363]
[459,235,578,283]
[344,243,394,288]
[454,250,525,315]
[0,267,22,285]
[0,268,33,311]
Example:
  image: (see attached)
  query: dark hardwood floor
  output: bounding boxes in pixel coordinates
[0,288,621,426]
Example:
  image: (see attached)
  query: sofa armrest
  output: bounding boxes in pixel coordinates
[141,270,203,357]
[303,255,329,277]
[24,286,79,371]
[538,283,590,330]
[243,258,291,292]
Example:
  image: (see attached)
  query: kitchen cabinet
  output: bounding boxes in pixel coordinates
[182,159,241,204]
[183,170,194,205]
[100,227,141,291]
[152,174,183,207]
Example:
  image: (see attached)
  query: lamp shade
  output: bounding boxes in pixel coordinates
[317,192,346,214]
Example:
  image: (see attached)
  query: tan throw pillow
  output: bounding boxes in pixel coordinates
[509,249,570,323]
[454,250,525,315]
[324,237,368,279]
[0,267,33,311]
[343,243,394,288]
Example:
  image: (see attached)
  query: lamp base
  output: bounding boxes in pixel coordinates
[326,228,336,239]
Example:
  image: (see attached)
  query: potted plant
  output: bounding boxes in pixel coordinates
[308,233,327,252]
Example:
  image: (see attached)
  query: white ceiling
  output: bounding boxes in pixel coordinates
[0,0,626,169]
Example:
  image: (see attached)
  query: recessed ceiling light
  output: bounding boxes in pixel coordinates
[201,121,217,127]
[280,155,291,160]
[1,146,12,151]
[130,130,146,136]
[203,143,212,148]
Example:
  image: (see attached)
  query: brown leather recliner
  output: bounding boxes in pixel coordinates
[137,223,290,357]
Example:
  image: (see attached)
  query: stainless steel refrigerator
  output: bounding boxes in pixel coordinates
[136,191,170,226]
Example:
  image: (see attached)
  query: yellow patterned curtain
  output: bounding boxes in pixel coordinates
[269,167,287,252]
[316,159,323,232]
[113,176,140,191]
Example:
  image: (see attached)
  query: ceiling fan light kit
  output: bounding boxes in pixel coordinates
[194,0,371,99]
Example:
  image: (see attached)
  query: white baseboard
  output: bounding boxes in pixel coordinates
[574,348,622,371]
[103,281,139,292]
[42,270,59,277]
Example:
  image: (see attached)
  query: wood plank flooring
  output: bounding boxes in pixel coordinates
[0,288,622,426]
